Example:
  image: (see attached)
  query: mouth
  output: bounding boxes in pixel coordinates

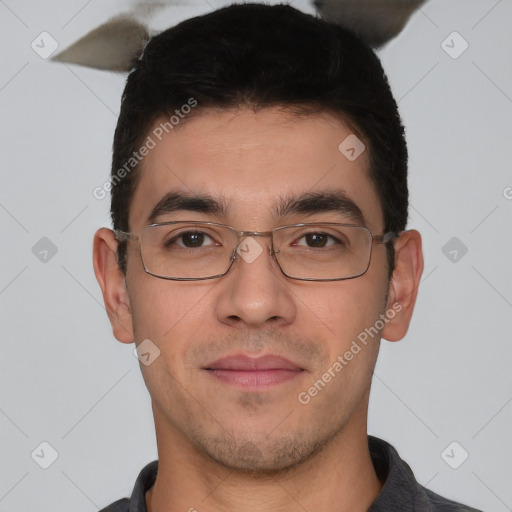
[204,354,305,390]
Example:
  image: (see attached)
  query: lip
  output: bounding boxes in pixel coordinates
[204,354,304,390]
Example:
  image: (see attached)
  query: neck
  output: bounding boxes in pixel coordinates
[146,405,382,512]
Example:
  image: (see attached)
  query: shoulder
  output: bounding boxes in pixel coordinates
[423,487,484,511]
[98,497,130,512]
[368,436,483,512]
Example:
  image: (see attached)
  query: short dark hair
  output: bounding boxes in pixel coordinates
[111,3,408,279]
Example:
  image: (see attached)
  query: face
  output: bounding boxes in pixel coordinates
[97,106,412,473]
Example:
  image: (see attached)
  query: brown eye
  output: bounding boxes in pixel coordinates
[304,233,329,247]
[165,231,215,249]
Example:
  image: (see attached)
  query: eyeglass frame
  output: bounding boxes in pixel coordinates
[113,221,399,282]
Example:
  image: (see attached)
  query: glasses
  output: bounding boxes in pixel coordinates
[114,221,398,282]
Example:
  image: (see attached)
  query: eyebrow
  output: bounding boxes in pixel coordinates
[147,192,229,224]
[147,189,366,226]
[276,189,366,225]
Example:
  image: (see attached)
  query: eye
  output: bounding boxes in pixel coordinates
[293,231,343,248]
[166,231,217,249]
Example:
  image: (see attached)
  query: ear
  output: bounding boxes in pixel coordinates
[382,229,424,341]
[313,0,426,48]
[51,15,149,72]
[93,228,135,343]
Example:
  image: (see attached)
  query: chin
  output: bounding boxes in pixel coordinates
[193,427,338,476]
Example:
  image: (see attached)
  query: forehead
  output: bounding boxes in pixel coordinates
[129,107,384,231]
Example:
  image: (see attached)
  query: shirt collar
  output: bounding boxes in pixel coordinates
[128,459,158,512]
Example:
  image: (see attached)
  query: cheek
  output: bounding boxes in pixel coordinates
[304,281,386,388]
[129,282,212,401]
[128,273,213,348]
[299,278,387,348]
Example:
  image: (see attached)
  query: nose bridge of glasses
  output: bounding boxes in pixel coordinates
[234,230,276,259]
[237,230,273,237]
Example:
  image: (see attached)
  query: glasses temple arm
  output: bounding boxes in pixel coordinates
[374,231,400,244]
[113,229,133,242]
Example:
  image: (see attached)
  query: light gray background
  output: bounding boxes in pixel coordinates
[0,0,511,511]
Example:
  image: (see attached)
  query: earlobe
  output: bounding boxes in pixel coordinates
[382,229,424,342]
[93,228,135,344]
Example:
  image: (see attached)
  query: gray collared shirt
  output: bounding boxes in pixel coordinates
[99,436,483,511]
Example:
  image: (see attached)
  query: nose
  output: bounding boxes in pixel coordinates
[213,236,297,329]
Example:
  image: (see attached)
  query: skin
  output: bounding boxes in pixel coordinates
[93,106,423,512]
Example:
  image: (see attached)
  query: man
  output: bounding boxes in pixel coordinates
[93,4,481,511]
